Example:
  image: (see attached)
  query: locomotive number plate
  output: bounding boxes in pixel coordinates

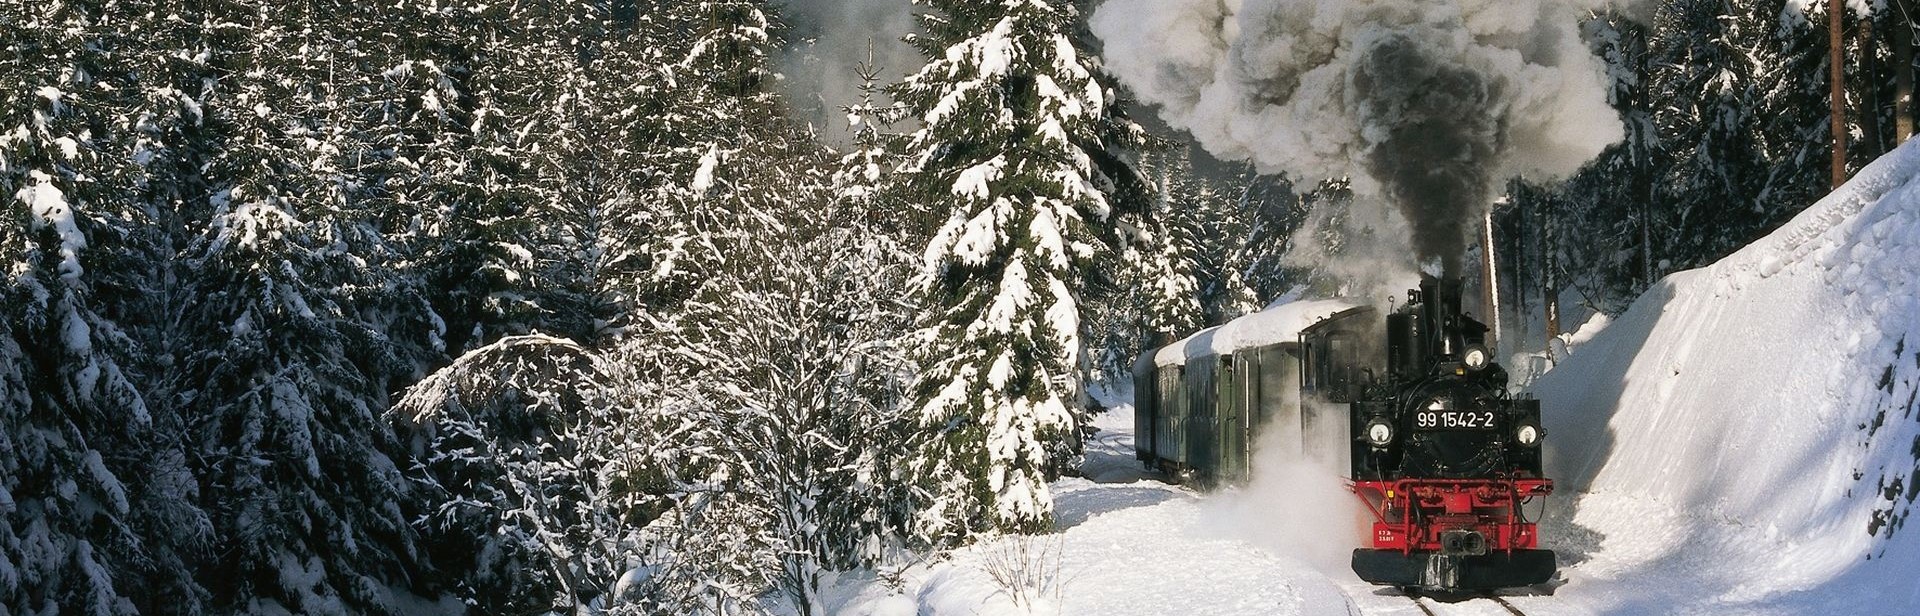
[1413,410,1497,430]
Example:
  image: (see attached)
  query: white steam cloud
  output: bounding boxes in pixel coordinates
[1204,409,1366,573]
[775,0,920,146]
[1091,0,1624,273]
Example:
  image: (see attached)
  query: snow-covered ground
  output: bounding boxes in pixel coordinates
[831,403,1352,616]
[835,142,1920,615]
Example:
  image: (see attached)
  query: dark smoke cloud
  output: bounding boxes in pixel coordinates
[1350,34,1503,274]
[1090,0,1623,284]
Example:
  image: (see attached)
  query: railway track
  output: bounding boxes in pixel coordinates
[1403,592,1529,616]
[1489,596,1527,616]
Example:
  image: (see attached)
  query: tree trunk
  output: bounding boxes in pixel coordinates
[1634,27,1655,291]
[1832,0,1850,189]
[1861,7,1883,157]
[1899,0,1915,143]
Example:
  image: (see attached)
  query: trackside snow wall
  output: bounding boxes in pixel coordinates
[1532,140,1920,612]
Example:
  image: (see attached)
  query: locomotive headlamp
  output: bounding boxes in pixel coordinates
[1365,418,1394,447]
[1516,423,1541,446]
[1463,345,1490,371]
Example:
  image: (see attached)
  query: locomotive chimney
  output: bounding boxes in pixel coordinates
[1417,275,1468,361]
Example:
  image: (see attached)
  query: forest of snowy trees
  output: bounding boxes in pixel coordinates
[0,0,1910,614]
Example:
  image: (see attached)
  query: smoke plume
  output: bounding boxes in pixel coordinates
[1091,0,1624,274]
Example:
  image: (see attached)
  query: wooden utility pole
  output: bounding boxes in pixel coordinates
[1481,209,1501,356]
[1539,203,1560,342]
[1900,0,1915,143]
[1831,0,1850,189]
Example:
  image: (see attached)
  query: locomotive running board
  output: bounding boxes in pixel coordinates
[1351,548,1556,591]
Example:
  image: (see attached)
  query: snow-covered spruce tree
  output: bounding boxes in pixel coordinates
[1550,13,1664,312]
[1140,155,1205,338]
[1602,0,1834,284]
[370,0,605,357]
[1083,147,1206,388]
[1749,1,1843,233]
[600,0,784,319]
[1535,3,1841,315]
[0,3,209,612]
[569,7,673,333]
[655,210,917,615]
[1234,168,1323,304]
[166,4,427,612]
[892,0,1151,539]
[1189,166,1263,326]
[1645,0,1772,271]
[390,335,646,614]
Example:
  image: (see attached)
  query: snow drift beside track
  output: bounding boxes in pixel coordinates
[1532,140,1920,613]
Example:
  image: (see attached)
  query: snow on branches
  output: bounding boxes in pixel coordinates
[893,0,1150,539]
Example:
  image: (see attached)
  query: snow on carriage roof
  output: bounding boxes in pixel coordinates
[1150,298,1362,368]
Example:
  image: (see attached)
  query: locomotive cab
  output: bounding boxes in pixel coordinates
[1304,276,1556,591]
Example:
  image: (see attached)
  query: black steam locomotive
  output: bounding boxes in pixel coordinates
[1131,277,1555,591]
[1299,276,1554,590]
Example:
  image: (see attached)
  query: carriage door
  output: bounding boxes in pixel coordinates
[1302,332,1355,469]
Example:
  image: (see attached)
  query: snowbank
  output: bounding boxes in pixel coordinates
[1153,298,1360,367]
[828,408,1354,616]
[1532,140,1920,613]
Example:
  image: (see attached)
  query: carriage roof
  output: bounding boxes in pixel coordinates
[1147,298,1364,369]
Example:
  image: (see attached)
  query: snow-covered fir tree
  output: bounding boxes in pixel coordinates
[163,4,428,611]
[374,1,606,357]
[1083,147,1207,387]
[892,0,1150,539]
[392,334,642,614]
[1,3,208,613]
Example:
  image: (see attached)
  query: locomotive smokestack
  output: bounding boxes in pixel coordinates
[1418,275,1468,360]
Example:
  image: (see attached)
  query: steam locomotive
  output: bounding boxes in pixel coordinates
[1300,276,1553,590]
[1132,277,1554,591]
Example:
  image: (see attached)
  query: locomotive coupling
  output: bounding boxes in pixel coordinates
[1439,530,1488,556]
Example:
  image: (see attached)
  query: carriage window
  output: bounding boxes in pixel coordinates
[1300,344,1315,390]
[1327,334,1352,394]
